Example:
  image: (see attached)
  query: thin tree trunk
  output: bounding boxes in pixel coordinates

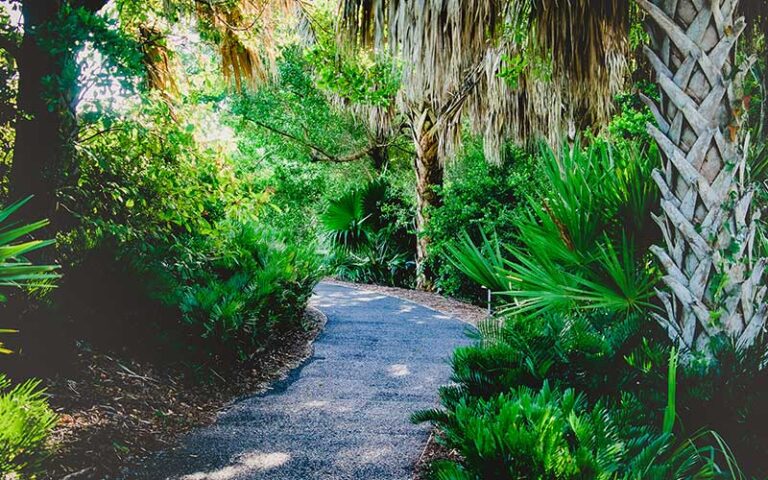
[370,144,389,171]
[638,0,766,354]
[760,67,767,140]
[411,108,443,291]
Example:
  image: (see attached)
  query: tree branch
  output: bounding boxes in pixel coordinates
[243,117,377,163]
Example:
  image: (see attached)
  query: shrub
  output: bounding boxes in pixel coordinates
[136,220,321,361]
[414,382,734,480]
[426,141,541,301]
[0,375,58,477]
[446,140,660,318]
[322,177,415,287]
[54,96,325,361]
[445,312,654,403]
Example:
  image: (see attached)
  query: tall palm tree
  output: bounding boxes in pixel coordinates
[338,0,630,289]
[637,0,766,355]
[339,0,507,289]
[340,0,767,353]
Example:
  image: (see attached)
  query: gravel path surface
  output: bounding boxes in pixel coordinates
[323,279,488,326]
[125,282,470,480]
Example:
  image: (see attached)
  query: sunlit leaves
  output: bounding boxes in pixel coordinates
[446,140,661,319]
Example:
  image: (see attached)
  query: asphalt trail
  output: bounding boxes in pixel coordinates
[127,282,469,480]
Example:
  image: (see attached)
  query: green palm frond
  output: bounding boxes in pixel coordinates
[444,229,509,294]
[0,197,59,355]
[446,140,659,319]
[320,188,369,250]
[0,198,59,285]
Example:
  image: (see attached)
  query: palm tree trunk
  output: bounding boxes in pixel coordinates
[638,0,766,354]
[411,108,443,291]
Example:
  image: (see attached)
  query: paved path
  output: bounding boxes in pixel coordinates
[128,282,470,480]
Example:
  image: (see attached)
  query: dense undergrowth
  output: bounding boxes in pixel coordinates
[0,1,766,478]
[412,98,768,478]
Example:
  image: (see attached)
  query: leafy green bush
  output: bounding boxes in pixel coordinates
[60,97,322,361]
[322,177,415,286]
[415,381,735,480]
[0,375,58,478]
[426,141,541,300]
[149,220,321,359]
[446,140,660,318]
[603,82,657,146]
[420,292,761,477]
[446,312,653,403]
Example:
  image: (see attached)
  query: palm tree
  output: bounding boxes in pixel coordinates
[339,0,767,353]
[338,0,630,289]
[637,0,766,355]
[338,0,507,289]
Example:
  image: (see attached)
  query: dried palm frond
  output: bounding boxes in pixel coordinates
[338,0,630,162]
[338,0,506,161]
[467,1,630,162]
[527,0,630,120]
[196,0,303,91]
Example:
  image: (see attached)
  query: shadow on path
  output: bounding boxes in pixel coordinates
[125,282,470,480]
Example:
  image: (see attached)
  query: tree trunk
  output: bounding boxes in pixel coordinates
[411,108,443,291]
[760,66,767,140]
[638,0,766,355]
[10,1,63,221]
[370,144,389,171]
[10,1,104,225]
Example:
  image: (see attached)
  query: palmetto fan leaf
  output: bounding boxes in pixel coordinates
[0,198,59,288]
[0,197,59,355]
[447,141,659,319]
[320,188,369,250]
[444,230,509,294]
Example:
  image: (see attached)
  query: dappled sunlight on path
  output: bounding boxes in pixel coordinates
[182,452,291,480]
[126,283,470,480]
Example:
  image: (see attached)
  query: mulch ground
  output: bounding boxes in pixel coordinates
[413,431,463,480]
[40,308,326,479]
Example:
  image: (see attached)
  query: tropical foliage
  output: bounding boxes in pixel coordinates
[0,0,766,477]
[414,381,739,480]
[0,198,59,294]
[0,375,58,477]
[322,177,415,286]
[0,199,58,478]
[447,140,660,317]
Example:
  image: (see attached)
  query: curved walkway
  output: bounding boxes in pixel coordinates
[127,282,470,480]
